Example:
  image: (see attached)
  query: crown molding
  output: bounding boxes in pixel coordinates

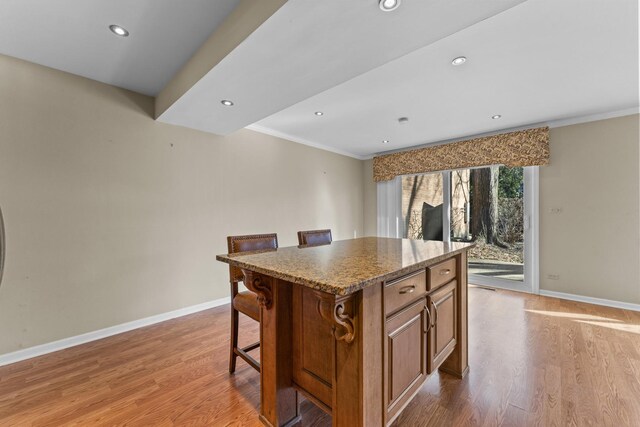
[543,106,639,129]
[247,107,639,161]
[246,124,369,160]
[375,107,639,157]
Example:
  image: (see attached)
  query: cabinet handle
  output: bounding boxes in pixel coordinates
[398,285,415,294]
[439,269,451,276]
[424,305,432,333]
[431,301,439,328]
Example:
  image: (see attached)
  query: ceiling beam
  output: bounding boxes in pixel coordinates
[155,0,287,118]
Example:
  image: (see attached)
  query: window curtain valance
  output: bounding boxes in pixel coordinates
[373,127,549,182]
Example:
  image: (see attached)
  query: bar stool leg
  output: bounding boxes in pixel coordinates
[229,305,239,373]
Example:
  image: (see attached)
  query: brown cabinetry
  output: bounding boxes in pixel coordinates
[218,239,471,427]
[427,257,456,292]
[427,280,457,373]
[384,258,459,423]
[385,270,426,316]
[385,299,429,420]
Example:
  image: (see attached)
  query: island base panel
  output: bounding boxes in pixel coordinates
[243,271,301,427]
[292,284,385,426]
[244,250,469,426]
[439,252,469,378]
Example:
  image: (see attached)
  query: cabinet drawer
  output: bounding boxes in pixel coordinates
[385,270,426,316]
[427,258,456,292]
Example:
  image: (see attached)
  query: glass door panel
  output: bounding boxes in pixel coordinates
[401,173,444,240]
[451,166,524,283]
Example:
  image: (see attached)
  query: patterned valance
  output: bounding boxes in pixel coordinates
[373,127,549,182]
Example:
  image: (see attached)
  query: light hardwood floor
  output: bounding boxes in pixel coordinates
[1,287,639,426]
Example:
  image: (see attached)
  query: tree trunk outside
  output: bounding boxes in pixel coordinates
[404,176,423,238]
[471,166,504,246]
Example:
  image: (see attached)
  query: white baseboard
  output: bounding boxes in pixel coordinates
[4,289,637,368]
[539,290,640,312]
[0,297,231,367]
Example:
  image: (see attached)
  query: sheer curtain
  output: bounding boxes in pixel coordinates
[376,177,403,238]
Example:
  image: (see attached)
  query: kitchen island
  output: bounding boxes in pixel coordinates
[217,237,473,427]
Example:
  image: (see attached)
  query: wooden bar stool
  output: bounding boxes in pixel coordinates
[227,233,278,373]
[297,229,332,247]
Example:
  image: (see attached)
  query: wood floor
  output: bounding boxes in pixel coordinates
[1,287,640,426]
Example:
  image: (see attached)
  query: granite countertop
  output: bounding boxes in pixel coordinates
[216,237,474,296]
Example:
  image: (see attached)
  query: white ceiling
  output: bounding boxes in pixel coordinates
[253,0,639,158]
[0,0,240,96]
[157,0,525,135]
[1,0,637,158]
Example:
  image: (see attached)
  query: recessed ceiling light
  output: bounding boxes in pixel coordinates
[379,0,400,12]
[492,114,502,119]
[451,56,467,66]
[315,111,324,116]
[109,25,129,37]
[398,117,409,124]
[382,140,390,144]
[221,100,234,106]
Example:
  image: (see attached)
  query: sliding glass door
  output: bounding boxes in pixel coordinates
[397,166,538,293]
[450,166,532,291]
[401,173,444,240]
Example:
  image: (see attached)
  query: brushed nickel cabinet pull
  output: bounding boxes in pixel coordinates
[424,305,432,333]
[398,285,415,294]
[431,301,439,328]
[439,269,451,275]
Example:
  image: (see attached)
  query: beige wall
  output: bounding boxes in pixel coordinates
[540,114,640,303]
[0,50,636,357]
[0,55,364,355]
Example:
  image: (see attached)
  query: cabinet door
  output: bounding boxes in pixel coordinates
[386,299,429,419]
[427,280,457,373]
